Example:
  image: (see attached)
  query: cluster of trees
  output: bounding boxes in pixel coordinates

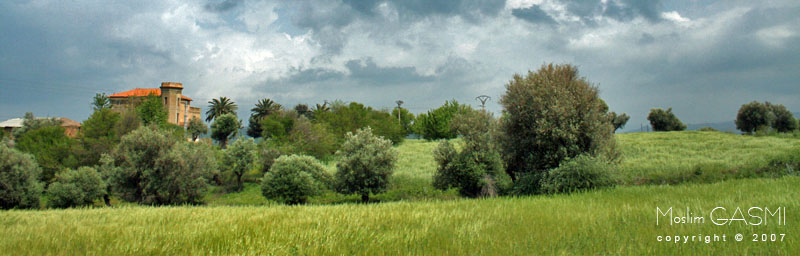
[735,101,798,134]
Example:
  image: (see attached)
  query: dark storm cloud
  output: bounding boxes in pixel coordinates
[560,0,662,23]
[345,58,434,85]
[204,0,243,13]
[511,5,556,24]
[285,68,345,84]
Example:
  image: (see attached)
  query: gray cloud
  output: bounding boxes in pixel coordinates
[512,5,556,24]
[204,0,243,13]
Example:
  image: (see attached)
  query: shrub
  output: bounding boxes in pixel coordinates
[609,112,630,133]
[46,166,106,208]
[0,144,43,209]
[258,147,283,174]
[187,117,208,141]
[137,94,168,126]
[110,126,215,205]
[736,101,774,134]
[767,102,798,133]
[314,101,404,145]
[647,108,687,131]
[391,107,415,136]
[499,64,617,185]
[222,138,256,191]
[540,155,614,194]
[12,112,62,139]
[260,155,331,204]
[79,108,121,166]
[15,125,79,183]
[285,119,336,160]
[211,113,241,148]
[698,127,718,132]
[335,127,398,202]
[433,110,511,197]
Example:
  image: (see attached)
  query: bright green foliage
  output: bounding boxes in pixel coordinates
[137,95,168,126]
[260,155,331,204]
[433,110,510,197]
[187,117,208,141]
[47,166,106,208]
[314,101,404,145]
[92,93,111,110]
[223,138,256,192]
[206,97,238,122]
[767,102,798,133]
[335,127,398,202]
[540,155,614,194]
[499,64,617,183]
[391,107,415,136]
[413,100,467,140]
[0,144,42,209]
[247,98,282,138]
[647,108,686,131]
[284,118,336,160]
[12,112,62,139]
[15,126,78,183]
[211,113,240,148]
[609,112,630,133]
[78,108,121,166]
[260,110,295,140]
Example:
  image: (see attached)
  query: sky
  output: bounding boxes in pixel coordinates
[1,0,798,131]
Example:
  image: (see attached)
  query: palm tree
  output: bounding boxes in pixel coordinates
[206,97,238,122]
[251,98,282,119]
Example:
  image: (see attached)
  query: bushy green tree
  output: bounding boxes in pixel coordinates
[647,108,686,131]
[736,101,773,134]
[78,108,121,166]
[137,94,168,126]
[499,64,617,186]
[334,127,397,202]
[0,144,43,209]
[247,98,282,138]
[260,154,331,204]
[211,113,240,148]
[609,112,630,133]
[767,102,798,133]
[15,126,78,183]
[414,100,467,140]
[391,107,415,136]
[294,104,311,118]
[109,126,214,205]
[47,166,106,208]
[433,110,510,197]
[115,109,141,137]
[222,138,256,191]
[187,117,208,141]
[92,93,111,110]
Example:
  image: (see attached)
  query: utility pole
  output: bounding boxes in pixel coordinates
[475,95,491,110]
[395,100,404,125]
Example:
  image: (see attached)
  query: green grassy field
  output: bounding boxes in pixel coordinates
[1,177,796,255]
[2,131,799,254]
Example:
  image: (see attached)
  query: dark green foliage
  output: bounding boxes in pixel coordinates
[736,101,773,134]
[246,115,263,138]
[15,126,78,183]
[260,110,337,160]
[647,108,687,131]
[511,172,548,195]
[78,108,121,166]
[47,166,106,208]
[222,138,256,191]
[767,102,798,133]
[258,147,282,174]
[433,110,510,197]
[261,155,327,205]
[12,112,62,139]
[137,95,168,126]
[334,127,398,202]
[499,64,617,183]
[211,113,240,148]
[187,117,208,141]
[92,93,111,110]
[0,144,43,209]
[206,97,238,122]
[413,100,467,140]
[698,127,718,132]
[540,155,614,194]
[260,111,295,140]
[109,126,214,205]
[247,98,282,138]
[609,112,630,133]
[295,104,310,118]
[391,107,415,136]
[115,109,141,137]
[314,101,405,145]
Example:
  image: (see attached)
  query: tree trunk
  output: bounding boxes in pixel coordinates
[361,193,369,203]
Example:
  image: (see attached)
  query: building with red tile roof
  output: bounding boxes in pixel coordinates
[108,82,201,127]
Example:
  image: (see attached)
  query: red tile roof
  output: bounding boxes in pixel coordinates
[108,88,193,101]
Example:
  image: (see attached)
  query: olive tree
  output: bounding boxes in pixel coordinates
[0,144,43,209]
[222,138,256,191]
[334,127,397,202]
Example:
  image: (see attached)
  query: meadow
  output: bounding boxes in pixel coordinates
[2,131,799,254]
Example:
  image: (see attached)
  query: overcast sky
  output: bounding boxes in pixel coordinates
[1,0,798,130]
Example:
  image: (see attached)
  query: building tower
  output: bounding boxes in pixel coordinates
[160,82,183,125]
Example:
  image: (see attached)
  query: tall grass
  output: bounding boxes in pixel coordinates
[1,177,796,255]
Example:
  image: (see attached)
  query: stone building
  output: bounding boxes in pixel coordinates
[0,117,81,138]
[108,82,201,127]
